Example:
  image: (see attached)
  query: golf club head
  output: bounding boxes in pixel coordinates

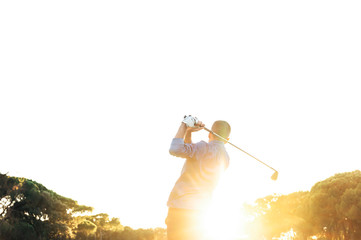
[271,171,278,181]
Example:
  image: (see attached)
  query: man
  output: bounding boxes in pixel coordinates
[166,115,231,240]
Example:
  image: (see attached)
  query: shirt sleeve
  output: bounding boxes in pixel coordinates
[169,138,197,159]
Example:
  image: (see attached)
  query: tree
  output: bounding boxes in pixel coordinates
[245,170,361,240]
[245,191,311,240]
[0,172,169,240]
[154,227,167,240]
[307,170,361,239]
[0,173,93,240]
[76,220,97,240]
[118,226,155,240]
[74,213,124,240]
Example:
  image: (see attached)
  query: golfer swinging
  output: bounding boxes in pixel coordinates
[166,115,231,240]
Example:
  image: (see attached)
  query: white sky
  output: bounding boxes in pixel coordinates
[1,0,361,231]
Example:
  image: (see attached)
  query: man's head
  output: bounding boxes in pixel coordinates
[209,120,231,143]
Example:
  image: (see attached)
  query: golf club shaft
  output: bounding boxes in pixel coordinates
[204,127,277,173]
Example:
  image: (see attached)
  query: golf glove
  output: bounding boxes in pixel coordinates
[182,115,199,128]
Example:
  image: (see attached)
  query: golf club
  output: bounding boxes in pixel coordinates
[204,127,279,181]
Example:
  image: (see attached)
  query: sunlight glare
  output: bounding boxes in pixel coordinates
[203,206,246,240]
[202,177,247,240]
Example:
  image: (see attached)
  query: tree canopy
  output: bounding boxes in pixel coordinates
[0,173,166,240]
[2,170,360,240]
[245,170,361,240]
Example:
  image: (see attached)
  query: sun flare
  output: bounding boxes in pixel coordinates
[201,179,248,240]
[203,205,246,240]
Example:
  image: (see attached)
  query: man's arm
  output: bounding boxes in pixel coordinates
[173,121,205,140]
[173,124,197,144]
[184,130,192,144]
[174,122,187,139]
[169,119,205,158]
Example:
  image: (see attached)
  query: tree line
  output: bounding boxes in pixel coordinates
[0,173,166,240]
[244,170,361,240]
[2,170,361,240]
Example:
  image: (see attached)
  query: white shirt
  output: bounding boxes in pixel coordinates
[167,138,230,210]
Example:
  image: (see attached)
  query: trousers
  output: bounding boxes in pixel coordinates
[165,208,205,240]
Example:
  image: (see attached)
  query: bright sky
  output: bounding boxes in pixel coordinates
[1,0,361,237]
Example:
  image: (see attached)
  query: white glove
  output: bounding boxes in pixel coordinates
[182,115,199,128]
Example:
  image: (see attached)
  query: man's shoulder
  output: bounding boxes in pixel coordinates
[195,140,208,147]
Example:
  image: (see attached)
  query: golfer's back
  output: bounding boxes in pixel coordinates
[167,138,230,210]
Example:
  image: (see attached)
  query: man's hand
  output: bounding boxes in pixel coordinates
[182,115,198,127]
[184,119,204,143]
[174,115,205,141]
[183,115,205,131]
[186,120,205,132]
